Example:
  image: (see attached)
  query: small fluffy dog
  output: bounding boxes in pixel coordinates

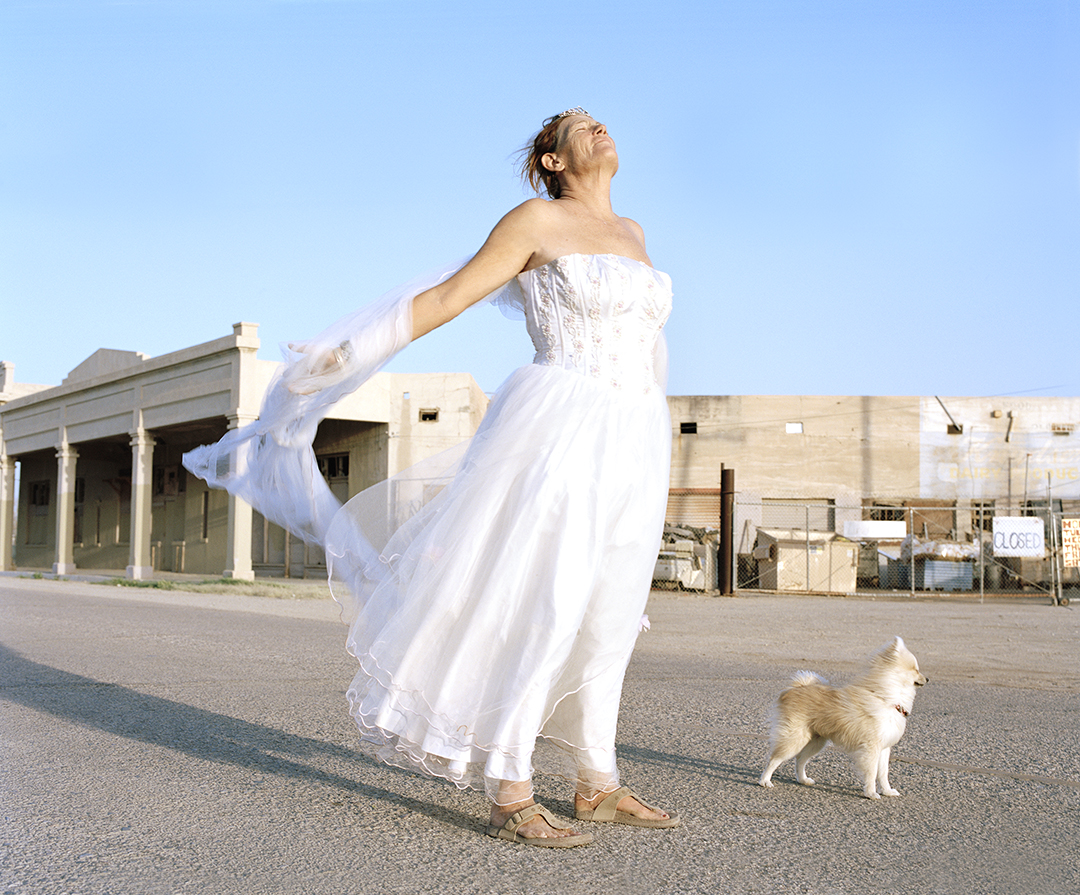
[759,637,927,799]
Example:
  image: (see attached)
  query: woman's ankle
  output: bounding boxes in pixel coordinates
[575,785,617,806]
[489,797,535,821]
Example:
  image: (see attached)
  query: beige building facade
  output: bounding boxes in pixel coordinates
[4,330,1077,588]
[666,394,1080,553]
[0,325,488,579]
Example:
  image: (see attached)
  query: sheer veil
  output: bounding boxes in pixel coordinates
[182,258,469,548]
[182,255,669,558]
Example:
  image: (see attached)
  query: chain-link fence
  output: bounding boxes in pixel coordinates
[659,490,1079,604]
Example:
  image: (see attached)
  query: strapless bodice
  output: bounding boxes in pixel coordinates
[515,253,672,395]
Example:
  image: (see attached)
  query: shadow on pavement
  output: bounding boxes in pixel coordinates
[0,641,479,834]
[617,742,756,787]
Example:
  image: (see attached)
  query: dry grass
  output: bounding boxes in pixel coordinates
[96,577,331,600]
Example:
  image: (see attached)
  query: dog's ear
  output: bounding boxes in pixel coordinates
[874,637,902,660]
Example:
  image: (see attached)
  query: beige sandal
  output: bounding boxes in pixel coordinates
[486,803,594,848]
[574,786,680,828]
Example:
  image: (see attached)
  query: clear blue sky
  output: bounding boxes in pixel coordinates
[2,0,1077,399]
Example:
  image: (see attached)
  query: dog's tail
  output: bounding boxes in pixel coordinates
[790,671,827,687]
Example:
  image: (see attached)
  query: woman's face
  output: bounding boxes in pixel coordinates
[551,114,617,174]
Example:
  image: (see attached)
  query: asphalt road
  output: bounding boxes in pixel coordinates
[2,575,1078,895]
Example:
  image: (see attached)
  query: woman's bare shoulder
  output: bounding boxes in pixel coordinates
[497,197,558,227]
[486,197,564,248]
[620,216,646,246]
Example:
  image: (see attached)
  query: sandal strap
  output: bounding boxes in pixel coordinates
[504,803,570,835]
[591,786,634,822]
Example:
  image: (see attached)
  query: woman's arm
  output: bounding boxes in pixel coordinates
[410,199,548,340]
[285,200,549,395]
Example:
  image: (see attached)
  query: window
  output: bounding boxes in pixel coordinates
[317,454,349,481]
[785,422,804,434]
[153,466,179,498]
[680,422,697,435]
[26,481,49,545]
[868,504,905,523]
[201,491,210,540]
[971,500,995,532]
[116,492,130,545]
[29,481,49,507]
[73,478,85,545]
[419,409,439,423]
[317,453,350,503]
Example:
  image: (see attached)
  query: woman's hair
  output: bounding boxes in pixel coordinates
[518,112,573,200]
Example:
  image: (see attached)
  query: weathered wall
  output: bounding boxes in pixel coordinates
[668,395,921,500]
[667,394,1079,505]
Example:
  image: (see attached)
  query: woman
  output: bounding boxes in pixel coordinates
[184,108,677,847]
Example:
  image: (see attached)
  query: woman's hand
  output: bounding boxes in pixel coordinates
[284,340,352,395]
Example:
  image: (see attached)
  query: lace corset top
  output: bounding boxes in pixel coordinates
[515,254,672,395]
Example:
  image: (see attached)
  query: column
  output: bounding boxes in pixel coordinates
[54,442,79,575]
[223,412,256,581]
[0,454,15,571]
[127,429,154,580]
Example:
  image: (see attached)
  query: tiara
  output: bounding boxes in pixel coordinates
[553,106,590,122]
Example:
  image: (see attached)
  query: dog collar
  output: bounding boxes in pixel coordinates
[894,704,909,717]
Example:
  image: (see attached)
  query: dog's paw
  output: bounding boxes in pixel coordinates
[863,790,881,800]
[797,777,815,786]
[758,778,774,788]
[881,787,900,797]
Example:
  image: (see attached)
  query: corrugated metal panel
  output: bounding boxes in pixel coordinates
[665,488,721,528]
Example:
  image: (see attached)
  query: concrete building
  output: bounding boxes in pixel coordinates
[5,327,1077,591]
[0,325,488,579]
[666,394,1080,555]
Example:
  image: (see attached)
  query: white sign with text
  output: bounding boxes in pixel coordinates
[992,517,1045,557]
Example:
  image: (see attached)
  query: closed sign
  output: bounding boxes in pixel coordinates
[992,517,1045,557]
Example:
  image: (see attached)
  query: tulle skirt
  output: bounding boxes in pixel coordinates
[325,362,671,803]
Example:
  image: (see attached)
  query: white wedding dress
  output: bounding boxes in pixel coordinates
[185,252,672,803]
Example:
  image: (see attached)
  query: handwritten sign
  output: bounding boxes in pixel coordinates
[1062,518,1080,568]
